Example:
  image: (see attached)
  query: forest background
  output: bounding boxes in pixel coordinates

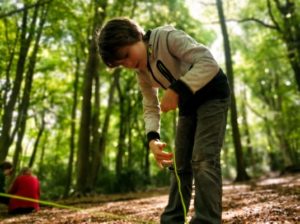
[0,0,299,201]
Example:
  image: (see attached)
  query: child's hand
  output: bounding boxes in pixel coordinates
[160,89,178,112]
[149,140,173,168]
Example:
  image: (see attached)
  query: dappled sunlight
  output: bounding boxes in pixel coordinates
[1,174,299,223]
[222,174,300,223]
[257,175,298,186]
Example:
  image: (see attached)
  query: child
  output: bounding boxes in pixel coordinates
[0,161,13,205]
[8,167,40,214]
[97,17,230,223]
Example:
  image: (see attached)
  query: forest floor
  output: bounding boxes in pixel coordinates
[0,173,299,223]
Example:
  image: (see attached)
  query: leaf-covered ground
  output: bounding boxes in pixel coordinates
[0,173,299,223]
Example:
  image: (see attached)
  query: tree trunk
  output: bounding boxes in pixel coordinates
[266,0,300,91]
[274,74,293,168]
[86,64,101,193]
[76,0,107,194]
[38,131,48,179]
[76,39,95,193]
[0,5,35,161]
[115,74,125,177]
[64,51,80,197]
[29,113,46,168]
[88,69,119,188]
[1,19,19,114]
[216,0,250,181]
[12,2,49,173]
[286,43,300,92]
[115,74,136,177]
[278,0,300,92]
[127,100,133,167]
[241,87,255,173]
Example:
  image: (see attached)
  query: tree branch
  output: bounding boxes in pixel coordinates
[267,0,281,32]
[0,0,52,19]
[232,17,279,30]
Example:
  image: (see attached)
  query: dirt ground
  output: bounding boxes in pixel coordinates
[0,173,299,223]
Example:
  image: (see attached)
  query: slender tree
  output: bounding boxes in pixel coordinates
[29,112,46,168]
[216,0,250,181]
[241,86,255,173]
[0,5,34,161]
[76,0,107,194]
[88,69,120,189]
[1,19,19,115]
[12,2,50,173]
[64,50,80,197]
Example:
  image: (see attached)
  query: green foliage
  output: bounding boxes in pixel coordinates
[151,168,171,187]
[233,0,300,171]
[95,167,149,193]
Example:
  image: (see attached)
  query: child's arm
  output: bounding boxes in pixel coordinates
[137,73,173,167]
[137,73,161,143]
[167,29,219,103]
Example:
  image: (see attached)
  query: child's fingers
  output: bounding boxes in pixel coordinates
[156,151,173,160]
[158,142,167,149]
[156,159,173,169]
[156,160,164,169]
[161,160,173,167]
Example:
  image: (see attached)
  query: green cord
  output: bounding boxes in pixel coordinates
[0,193,155,223]
[171,147,188,223]
[0,192,80,211]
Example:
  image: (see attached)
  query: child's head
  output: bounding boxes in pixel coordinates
[0,161,13,176]
[20,167,32,176]
[97,17,144,68]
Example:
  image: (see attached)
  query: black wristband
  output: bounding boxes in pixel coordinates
[147,131,160,147]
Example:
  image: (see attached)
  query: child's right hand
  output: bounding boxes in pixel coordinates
[149,140,173,168]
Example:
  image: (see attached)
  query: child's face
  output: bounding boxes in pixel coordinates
[115,41,147,70]
[4,168,12,176]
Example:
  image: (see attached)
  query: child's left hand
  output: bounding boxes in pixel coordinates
[160,89,178,112]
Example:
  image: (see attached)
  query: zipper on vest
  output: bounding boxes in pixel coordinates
[156,60,176,84]
[147,62,166,89]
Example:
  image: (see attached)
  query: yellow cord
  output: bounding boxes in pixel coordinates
[172,147,188,223]
[0,193,155,223]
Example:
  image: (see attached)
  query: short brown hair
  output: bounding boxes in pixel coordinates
[20,167,32,175]
[97,17,143,67]
[0,161,12,170]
